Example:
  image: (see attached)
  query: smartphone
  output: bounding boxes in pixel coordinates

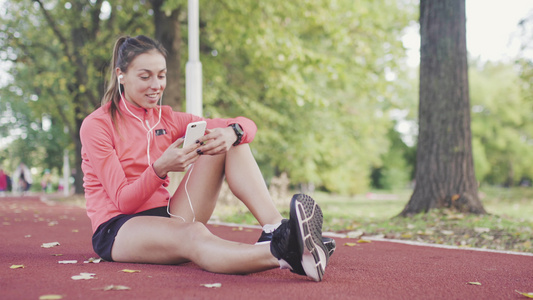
[183,121,207,148]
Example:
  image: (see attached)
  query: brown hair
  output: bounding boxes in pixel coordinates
[102,35,168,128]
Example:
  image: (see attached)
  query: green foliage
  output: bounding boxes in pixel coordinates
[371,128,414,190]
[469,61,533,186]
[198,0,415,194]
[1,0,418,194]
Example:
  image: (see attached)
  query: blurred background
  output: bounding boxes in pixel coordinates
[1,0,532,199]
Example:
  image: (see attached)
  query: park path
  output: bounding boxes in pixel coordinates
[1,195,532,299]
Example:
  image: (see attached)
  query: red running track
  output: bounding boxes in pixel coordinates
[1,195,532,300]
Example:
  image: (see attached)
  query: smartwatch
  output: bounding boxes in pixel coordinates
[229,123,244,146]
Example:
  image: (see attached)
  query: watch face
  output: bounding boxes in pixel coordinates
[234,124,244,135]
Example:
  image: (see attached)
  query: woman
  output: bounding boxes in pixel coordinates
[80,35,332,281]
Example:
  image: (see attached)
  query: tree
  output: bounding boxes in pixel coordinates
[1,0,416,195]
[401,0,485,215]
[469,61,533,186]
[1,0,153,193]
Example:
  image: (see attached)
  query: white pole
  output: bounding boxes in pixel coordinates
[186,0,203,117]
[63,149,70,196]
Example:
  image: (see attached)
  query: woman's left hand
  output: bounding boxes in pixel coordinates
[197,128,237,155]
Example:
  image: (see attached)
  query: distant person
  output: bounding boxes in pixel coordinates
[13,163,32,194]
[41,169,53,193]
[80,35,334,281]
[0,168,9,195]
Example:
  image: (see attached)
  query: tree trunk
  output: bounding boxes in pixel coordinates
[401,0,486,216]
[151,0,184,110]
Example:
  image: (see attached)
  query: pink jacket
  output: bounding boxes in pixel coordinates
[80,100,257,232]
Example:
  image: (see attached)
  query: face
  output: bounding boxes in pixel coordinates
[118,50,167,109]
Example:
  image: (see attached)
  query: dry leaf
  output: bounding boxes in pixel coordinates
[474,227,490,233]
[39,295,63,300]
[84,257,102,264]
[344,242,357,247]
[41,242,60,248]
[10,265,25,269]
[516,291,533,298]
[201,283,222,288]
[71,273,96,280]
[346,230,364,239]
[467,282,482,285]
[357,239,371,243]
[102,285,131,291]
[58,260,77,264]
[120,269,140,273]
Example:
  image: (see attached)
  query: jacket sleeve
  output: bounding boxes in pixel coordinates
[172,112,257,145]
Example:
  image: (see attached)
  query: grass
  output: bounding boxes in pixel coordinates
[51,186,533,253]
[213,187,533,253]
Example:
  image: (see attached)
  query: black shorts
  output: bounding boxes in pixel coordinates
[92,206,170,262]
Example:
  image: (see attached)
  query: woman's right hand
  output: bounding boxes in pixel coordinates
[152,138,201,178]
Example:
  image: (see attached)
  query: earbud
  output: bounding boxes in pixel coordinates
[118,74,123,80]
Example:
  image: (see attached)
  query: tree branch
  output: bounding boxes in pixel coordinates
[33,0,72,59]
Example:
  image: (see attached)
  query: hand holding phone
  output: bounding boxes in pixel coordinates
[183,121,207,148]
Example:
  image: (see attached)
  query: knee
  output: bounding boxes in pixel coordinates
[184,222,212,244]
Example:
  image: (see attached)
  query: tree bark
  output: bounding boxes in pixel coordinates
[401,0,486,216]
[151,0,184,110]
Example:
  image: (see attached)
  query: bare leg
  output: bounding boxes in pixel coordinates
[112,217,279,273]
[112,144,285,273]
[169,144,283,226]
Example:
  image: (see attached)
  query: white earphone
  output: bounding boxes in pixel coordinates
[117,71,193,222]
[117,72,163,166]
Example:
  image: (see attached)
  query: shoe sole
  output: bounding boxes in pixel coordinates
[291,194,328,282]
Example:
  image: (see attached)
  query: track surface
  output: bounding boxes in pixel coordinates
[1,196,532,300]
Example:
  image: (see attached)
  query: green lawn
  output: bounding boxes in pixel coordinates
[215,187,533,253]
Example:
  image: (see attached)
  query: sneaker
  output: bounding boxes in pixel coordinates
[257,230,336,257]
[270,194,329,281]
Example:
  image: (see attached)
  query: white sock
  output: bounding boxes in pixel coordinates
[262,222,281,233]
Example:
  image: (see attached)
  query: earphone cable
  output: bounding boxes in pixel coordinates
[166,163,196,222]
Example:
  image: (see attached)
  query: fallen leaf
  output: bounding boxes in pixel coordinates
[39,295,63,300]
[344,242,357,247]
[51,254,63,257]
[120,269,140,273]
[474,227,490,233]
[467,282,482,285]
[346,230,364,239]
[516,290,533,298]
[84,257,102,264]
[232,227,243,231]
[10,265,25,269]
[71,273,96,280]
[58,260,77,264]
[102,285,131,291]
[357,239,371,243]
[201,283,221,288]
[41,242,60,248]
